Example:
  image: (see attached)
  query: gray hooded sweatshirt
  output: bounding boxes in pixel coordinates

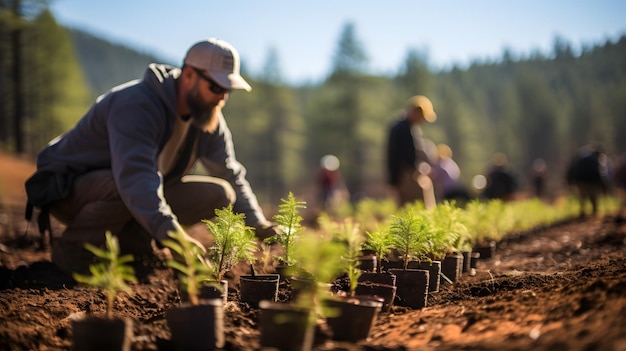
[30,64,266,241]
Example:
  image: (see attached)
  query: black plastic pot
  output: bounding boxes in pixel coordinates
[388,268,429,309]
[239,274,280,308]
[381,259,404,271]
[166,299,224,350]
[323,295,383,342]
[359,254,377,272]
[411,260,442,293]
[259,300,314,351]
[179,280,228,305]
[355,282,397,312]
[275,264,290,281]
[462,251,480,276]
[72,315,132,351]
[474,241,496,260]
[357,271,397,312]
[358,271,397,286]
[441,253,463,284]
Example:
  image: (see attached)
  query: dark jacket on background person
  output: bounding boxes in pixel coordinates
[566,146,610,191]
[387,118,429,186]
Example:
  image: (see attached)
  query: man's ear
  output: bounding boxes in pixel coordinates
[181,65,195,79]
[179,66,198,93]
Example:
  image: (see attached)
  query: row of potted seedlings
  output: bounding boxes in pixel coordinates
[256,196,591,349]
[259,193,381,350]
[70,194,610,350]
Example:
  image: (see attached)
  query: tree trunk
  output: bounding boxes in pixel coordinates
[11,0,24,153]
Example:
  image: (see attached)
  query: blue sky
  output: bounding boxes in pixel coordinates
[50,0,626,84]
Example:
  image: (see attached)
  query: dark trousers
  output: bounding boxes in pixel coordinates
[49,169,234,275]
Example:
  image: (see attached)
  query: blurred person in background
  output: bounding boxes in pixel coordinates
[318,154,350,214]
[431,143,471,205]
[482,152,519,201]
[530,158,548,199]
[566,143,610,217]
[386,95,437,209]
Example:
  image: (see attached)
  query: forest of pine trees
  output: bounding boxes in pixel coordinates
[2,1,625,208]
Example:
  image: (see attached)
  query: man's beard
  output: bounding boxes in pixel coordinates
[187,86,222,132]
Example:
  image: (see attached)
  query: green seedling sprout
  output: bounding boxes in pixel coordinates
[162,230,216,306]
[389,209,432,269]
[461,199,510,245]
[341,218,365,296]
[426,201,468,258]
[203,204,257,281]
[262,230,345,347]
[288,231,346,319]
[364,226,394,273]
[265,192,306,266]
[73,231,137,319]
[320,216,365,296]
[461,199,491,246]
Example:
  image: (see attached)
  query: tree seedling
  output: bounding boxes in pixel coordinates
[203,204,257,281]
[462,199,508,246]
[73,231,137,319]
[389,209,432,270]
[425,201,468,258]
[265,192,306,267]
[320,215,365,296]
[162,229,216,306]
[364,226,394,273]
[288,231,346,318]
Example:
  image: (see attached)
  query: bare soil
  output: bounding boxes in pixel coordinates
[1,151,625,351]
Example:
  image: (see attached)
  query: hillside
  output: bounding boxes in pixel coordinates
[0,151,35,207]
[68,29,174,97]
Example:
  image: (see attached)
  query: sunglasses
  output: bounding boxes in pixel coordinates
[193,68,230,95]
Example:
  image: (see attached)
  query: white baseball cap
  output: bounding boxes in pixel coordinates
[184,38,252,92]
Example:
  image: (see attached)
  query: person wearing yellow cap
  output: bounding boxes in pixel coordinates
[25,38,276,279]
[386,95,437,208]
